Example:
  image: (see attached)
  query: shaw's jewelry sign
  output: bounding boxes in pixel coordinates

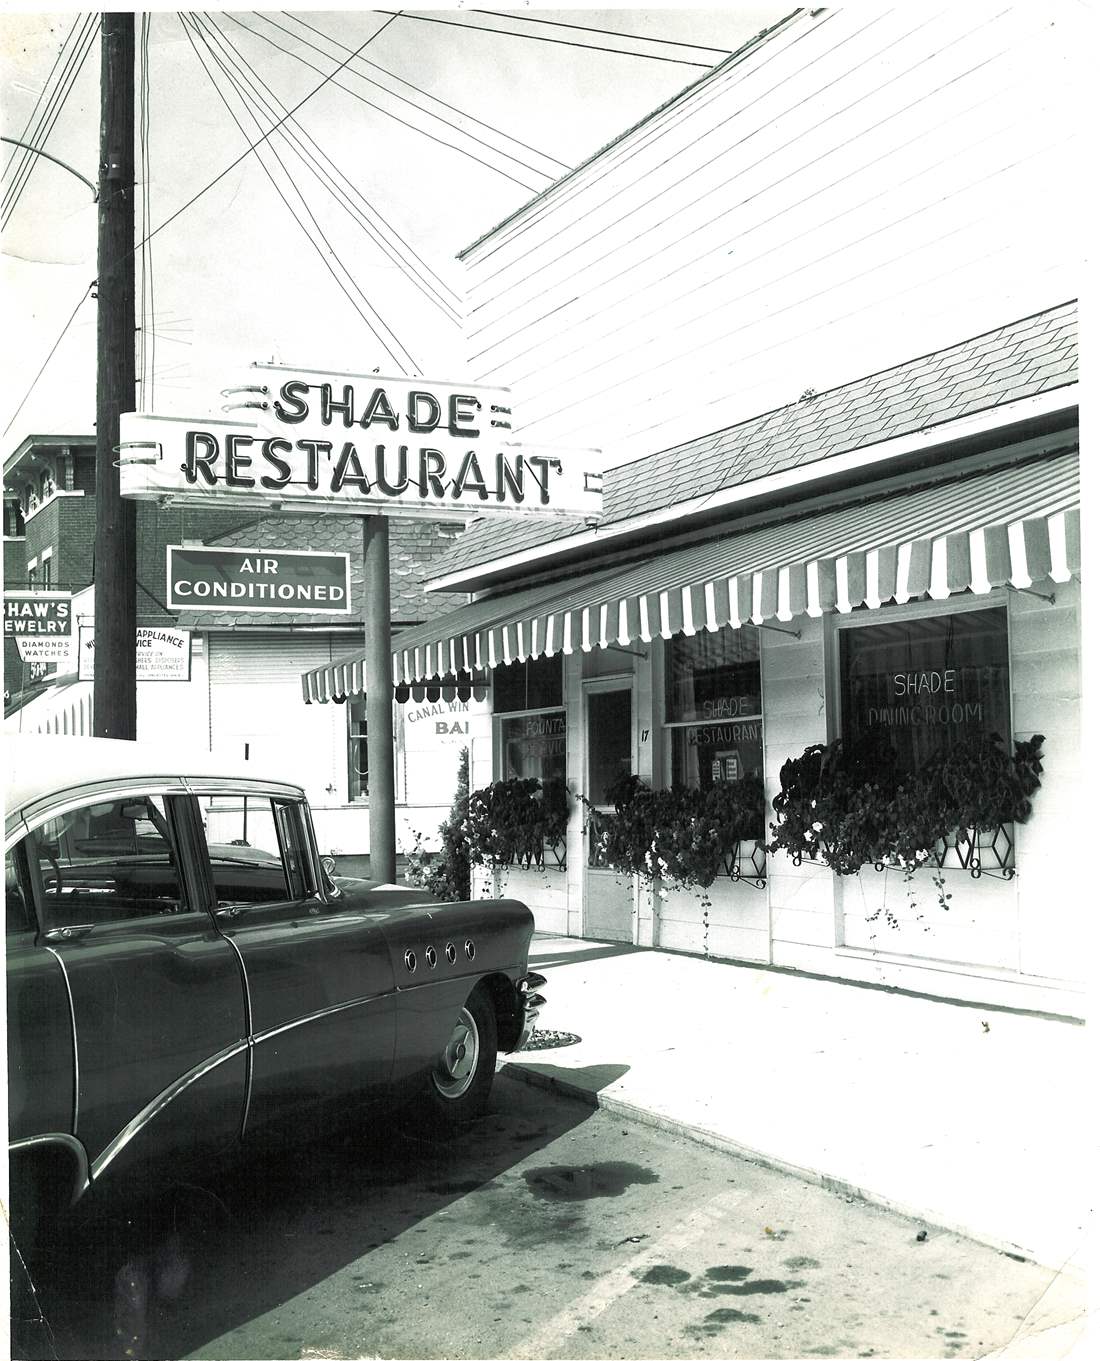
[3,591,73,664]
[119,367,603,520]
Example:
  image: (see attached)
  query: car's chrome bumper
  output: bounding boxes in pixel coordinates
[515,971,547,1050]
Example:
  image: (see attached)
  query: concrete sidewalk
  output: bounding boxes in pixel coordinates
[499,935,1091,1275]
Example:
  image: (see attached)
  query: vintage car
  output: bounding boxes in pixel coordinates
[4,735,545,1238]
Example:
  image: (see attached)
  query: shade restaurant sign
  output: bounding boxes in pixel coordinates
[167,547,351,613]
[118,366,604,520]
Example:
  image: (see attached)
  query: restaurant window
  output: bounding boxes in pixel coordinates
[836,604,1010,776]
[665,628,763,790]
[347,696,369,800]
[494,656,566,784]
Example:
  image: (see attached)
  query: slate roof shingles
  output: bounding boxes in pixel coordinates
[435,301,1078,580]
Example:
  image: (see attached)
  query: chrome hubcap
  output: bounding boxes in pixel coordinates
[433,1006,479,1099]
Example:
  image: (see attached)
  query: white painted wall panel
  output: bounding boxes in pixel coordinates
[464,3,1081,467]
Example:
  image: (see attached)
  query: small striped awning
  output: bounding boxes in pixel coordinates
[301,452,1079,702]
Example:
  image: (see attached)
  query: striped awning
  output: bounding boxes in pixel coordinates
[301,451,1079,702]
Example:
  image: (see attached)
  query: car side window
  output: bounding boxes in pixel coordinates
[199,795,314,907]
[5,847,36,937]
[30,794,189,927]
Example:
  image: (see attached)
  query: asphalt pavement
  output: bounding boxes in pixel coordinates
[500,935,1091,1282]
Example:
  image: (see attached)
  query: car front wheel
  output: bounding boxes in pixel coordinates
[427,986,497,1127]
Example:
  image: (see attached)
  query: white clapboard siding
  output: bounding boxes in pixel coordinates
[463,3,1080,465]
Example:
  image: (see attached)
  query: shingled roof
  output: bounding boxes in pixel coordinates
[434,300,1078,583]
[173,514,464,629]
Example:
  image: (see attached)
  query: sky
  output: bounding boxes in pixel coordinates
[0,5,786,445]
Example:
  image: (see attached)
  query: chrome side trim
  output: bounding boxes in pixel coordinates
[219,931,255,1139]
[43,945,79,1137]
[9,1134,91,1207]
[251,990,391,1046]
[90,1036,251,1182]
[20,780,188,839]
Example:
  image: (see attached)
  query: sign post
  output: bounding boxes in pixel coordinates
[362,516,396,882]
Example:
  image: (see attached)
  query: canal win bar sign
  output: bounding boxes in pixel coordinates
[118,366,603,520]
[167,547,351,613]
[4,591,73,663]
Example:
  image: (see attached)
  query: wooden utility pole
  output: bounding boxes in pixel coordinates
[93,12,137,739]
[362,515,397,881]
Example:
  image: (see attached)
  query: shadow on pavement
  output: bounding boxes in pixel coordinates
[503,1062,631,1102]
[529,940,643,969]
[10,1080,609,1361]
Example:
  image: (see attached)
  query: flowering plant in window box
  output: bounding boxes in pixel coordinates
[465,776,570,871]
[769,730,1045,891]
[584,774,766,893]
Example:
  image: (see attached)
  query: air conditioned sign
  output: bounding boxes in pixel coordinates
[3,591,74,663]
[167,547,351,613]
[118,367,603,520]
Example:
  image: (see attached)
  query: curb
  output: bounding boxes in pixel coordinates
[498,1060,1078,1274]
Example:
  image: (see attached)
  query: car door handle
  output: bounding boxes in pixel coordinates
[44,924,95,942]
[215,905,240,920]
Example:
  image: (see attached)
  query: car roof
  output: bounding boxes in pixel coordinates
[3,734,302,819]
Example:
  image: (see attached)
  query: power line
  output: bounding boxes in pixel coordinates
[472,10,732,56]
[181,14,417,372]
[3,14,98,220]
[3,281,95,439]
[279,10,571,172]
[200,13,462,324]
[135,15,399,257]
[376,10,716,67]
[2,14,99,227]
[2,11,80,177]
[231,11,545,191]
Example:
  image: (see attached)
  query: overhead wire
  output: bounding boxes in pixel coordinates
[229,11,546,191]
[376,10,717,67]
[471,10,733,57]
[3,13,98,222]
[2,13,99,228]
[276,9,571,173]
[128,15,399,261]
[2,12,81,177]
[3,280,96,439]
[202,13,463,324]
[6,13,405,429]
[181,13,417,373]
[192,11,449,341]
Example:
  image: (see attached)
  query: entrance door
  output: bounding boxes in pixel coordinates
[583,684,635,942]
